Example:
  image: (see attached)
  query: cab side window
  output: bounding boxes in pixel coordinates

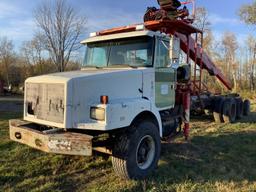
[156,39,170,68]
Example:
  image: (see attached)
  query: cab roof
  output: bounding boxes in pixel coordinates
[81,20,202,44]
[81,30,169,44]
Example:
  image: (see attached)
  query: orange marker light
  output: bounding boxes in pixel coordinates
[100,96,109,104]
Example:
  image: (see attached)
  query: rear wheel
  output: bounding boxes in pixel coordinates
[243,99,250,116]
[213,97,225,123]
[235,98,243,119]
[222,98,237,123]
[111,121,161,180]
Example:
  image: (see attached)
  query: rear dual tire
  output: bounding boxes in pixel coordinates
[222,98,237,123]
[235,98,243,119]
[213,97,225,123]
[243,99,250,116]
[222,98,250,122]
[213,97,240,123]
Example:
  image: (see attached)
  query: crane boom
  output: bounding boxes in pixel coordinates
[176,33,232,90]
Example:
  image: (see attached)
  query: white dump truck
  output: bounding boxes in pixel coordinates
[9,20,250,180]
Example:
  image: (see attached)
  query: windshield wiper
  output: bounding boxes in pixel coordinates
[83,65,103,69]
[109,64,138,69]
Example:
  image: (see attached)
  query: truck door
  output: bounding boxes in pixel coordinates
[155,38,176,110]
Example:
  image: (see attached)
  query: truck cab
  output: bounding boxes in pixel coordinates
[22,29,184,136]
[79,29,181,133]
[9,26,187,180]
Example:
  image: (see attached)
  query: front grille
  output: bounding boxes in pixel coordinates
[26,83,65,124]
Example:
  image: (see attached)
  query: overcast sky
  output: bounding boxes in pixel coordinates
[0,0,254,51]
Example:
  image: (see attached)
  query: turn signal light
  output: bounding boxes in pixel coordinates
[100,96,109,104]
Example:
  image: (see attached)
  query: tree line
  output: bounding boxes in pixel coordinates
[0,0,255,93]
[0,0,85,90]
[192,2,256,93]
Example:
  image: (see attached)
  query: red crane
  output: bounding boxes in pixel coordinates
[96,0,237,140]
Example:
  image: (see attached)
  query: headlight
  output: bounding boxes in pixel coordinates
[90,107,105,121]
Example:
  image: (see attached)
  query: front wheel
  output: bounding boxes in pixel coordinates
[111,121,161,180]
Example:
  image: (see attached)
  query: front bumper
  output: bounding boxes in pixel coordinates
[9,119,93,156]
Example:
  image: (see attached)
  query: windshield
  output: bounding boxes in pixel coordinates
[83,37,154,68]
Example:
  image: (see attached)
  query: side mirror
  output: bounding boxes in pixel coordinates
[177,65,190,82]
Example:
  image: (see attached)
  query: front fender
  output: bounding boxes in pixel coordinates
[106,98,162,137]
[76,98,163,137]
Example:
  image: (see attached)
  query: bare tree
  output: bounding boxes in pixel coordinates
[193,7,212,54]
[239,2,256,91]
[34,0,86,72]
[188,7,214,62]
[0,37,15,86]
[192,7,214,89]
[21,33,46,71]
[221,32,238,92]
[245,35,256,91]
[193,7,211,32]
[239,1,256,26]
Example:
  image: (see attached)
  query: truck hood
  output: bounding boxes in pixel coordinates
[26,68,145,84]
[24,68,150,128]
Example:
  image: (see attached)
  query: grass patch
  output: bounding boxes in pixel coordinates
[1,109,256,191]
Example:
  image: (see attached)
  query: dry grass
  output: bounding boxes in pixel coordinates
[0,103,256,192]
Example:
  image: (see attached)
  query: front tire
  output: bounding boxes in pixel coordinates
[112,121,161,180]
